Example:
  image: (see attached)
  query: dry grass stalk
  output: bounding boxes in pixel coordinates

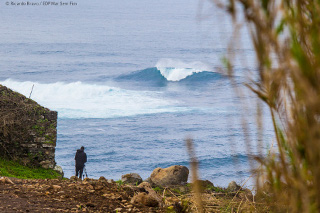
[185,138,204,213]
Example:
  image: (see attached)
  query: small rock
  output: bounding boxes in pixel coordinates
[193,180,214,190]
[138,182,162,205]
[121,173,143,185]
[137,182,152,189]
[107,179,115,184]
[99,176,107,182]
[52,185,61,190]
[0,177,14,185]
[131,192,159,207]
[114,208,122,212]
[227,181,241,192]
[70,176,80,181]
[53,165,64,177]
[83,177,92,182]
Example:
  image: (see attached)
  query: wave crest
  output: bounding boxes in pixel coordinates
[156,58,213,81]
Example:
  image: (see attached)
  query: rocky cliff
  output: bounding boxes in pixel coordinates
[0,85,57,169]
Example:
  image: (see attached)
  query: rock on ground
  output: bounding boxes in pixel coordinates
[131,192,159,207]
[150,165,189,187]
[53,165,64,177]
[227,181,241,192]
[121,173,143,185]
[138,182,164,206]
[0,177,14,185]
[193,179,214,190]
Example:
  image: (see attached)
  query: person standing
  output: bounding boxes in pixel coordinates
[75,146,87,179]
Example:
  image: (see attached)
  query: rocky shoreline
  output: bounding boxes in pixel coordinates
[0,165,255,212]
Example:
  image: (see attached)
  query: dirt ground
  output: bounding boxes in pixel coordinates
[0,177,164,213]
[0,177,256,212]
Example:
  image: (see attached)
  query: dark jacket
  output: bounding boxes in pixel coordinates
[75,149,87,167]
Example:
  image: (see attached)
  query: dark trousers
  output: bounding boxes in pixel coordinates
[75,165,84,179]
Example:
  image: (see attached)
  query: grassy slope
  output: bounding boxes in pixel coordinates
[0,158,61,179]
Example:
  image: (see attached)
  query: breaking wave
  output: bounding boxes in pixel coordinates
[0,79,188,119]
[156,58,215,81]
[116,59,223,85]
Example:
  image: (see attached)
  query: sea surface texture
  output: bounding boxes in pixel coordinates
[0,0,274,186]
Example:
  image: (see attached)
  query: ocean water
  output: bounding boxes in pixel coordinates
[0,0,274,187]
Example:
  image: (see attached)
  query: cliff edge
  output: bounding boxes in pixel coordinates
[0,84,57,169]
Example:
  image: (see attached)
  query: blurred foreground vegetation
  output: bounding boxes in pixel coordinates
[214,0,320,212]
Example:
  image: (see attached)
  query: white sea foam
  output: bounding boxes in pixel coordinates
[0,79,186,119]
[156,58,213,81]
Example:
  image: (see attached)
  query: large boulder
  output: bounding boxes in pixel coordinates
[121,173,143,185]
[149,165,189,187]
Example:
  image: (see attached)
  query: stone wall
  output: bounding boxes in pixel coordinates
[0,85,58,169]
